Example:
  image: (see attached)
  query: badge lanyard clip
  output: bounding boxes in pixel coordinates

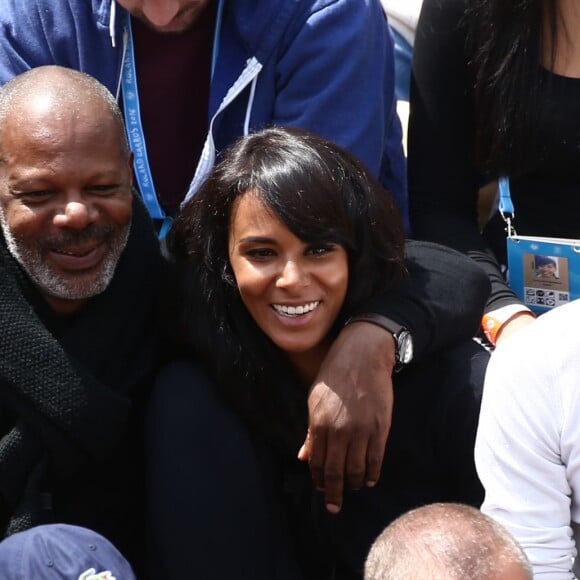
[498,176,517,238]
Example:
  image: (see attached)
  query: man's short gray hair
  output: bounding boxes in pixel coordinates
[364,503,533,580]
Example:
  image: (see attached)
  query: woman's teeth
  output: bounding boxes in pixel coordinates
[273,301,320,316]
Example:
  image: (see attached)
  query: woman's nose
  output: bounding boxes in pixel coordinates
[276,260,308,289]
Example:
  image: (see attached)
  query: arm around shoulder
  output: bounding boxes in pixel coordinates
[359,240,490,360]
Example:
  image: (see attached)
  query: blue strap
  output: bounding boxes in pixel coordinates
[498,176,515,216]
[158,217,174,240]
[121,15,166,221]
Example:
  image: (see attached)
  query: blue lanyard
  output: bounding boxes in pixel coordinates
[498,175,516,237]
[120,0,224,238]
[498,176,515,217]
[121,15,166,222]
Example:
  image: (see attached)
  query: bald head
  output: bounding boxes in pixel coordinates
[365,503,532,580]
[0,65,129,160]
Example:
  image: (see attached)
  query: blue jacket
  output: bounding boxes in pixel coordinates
[0,0,407,226]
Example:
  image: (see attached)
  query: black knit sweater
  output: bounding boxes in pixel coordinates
[0,196,164,569]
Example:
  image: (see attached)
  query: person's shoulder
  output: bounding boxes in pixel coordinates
[279,0,385,15]
[531,300,580,336]
[494,300,580,366]
[0,0,97,24]
[233,0,383,36]
[0,0,91,8]
[482,305,579,416]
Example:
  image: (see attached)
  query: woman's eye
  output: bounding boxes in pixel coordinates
[246,248,276,259]
[307,244,335,256]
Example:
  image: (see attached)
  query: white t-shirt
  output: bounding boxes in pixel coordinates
[380,0,424,46]
[475,299,580,578]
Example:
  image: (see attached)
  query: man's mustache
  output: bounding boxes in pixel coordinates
[40,224,117,249]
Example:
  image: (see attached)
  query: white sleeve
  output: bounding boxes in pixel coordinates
[475,335,577,579]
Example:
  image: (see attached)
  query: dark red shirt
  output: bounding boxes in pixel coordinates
[131,3,216,215]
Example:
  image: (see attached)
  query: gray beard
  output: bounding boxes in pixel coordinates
[0,212,130,301]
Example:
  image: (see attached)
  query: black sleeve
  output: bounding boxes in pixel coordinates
[357,240,490,360]
[408,0,521,313]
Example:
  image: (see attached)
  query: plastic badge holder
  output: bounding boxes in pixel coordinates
[500,176,580,314]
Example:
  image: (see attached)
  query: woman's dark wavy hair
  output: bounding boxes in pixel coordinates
[467,0,558,175]
[168,126,405,453]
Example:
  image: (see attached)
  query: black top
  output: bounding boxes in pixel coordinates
[408,0,580,312]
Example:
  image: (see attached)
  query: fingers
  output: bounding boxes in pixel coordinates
[306,426,348,513]
[304,413,391,514]
[297,430,311,462]
[344,434,368,491]
[307,426,328,493]
[314,432,376,513]
[364,429,387,488]
[322,430,387,513]
[306,425,389,514]
[319,433,348,514]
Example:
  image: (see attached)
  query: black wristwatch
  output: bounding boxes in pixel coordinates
[345,313,414,371]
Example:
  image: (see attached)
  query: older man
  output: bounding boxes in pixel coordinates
[0,65,162,571]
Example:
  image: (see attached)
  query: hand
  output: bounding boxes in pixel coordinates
[298,322,395,514]
[495,312,535,345]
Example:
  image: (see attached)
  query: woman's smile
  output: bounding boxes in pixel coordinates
[272,301,320,316]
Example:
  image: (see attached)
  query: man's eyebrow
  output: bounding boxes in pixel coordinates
[8,176,47,188]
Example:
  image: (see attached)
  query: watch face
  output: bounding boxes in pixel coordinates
[398,331,414,364]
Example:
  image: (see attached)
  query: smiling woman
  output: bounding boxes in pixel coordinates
[166,124,405,445]
[147,126,489,579]
[168,126,406,442]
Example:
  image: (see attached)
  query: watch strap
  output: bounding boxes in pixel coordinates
[345,313,412,372]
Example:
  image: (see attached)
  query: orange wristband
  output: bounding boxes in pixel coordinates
[481,313,503,346]
[481,306,534,346]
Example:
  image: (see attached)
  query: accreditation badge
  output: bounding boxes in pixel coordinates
[506,235,580,314]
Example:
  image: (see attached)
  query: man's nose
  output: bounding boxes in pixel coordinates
[142,0,180,26]
[53,199,98,230]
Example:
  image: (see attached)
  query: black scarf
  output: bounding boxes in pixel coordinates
[0,196,163,538]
